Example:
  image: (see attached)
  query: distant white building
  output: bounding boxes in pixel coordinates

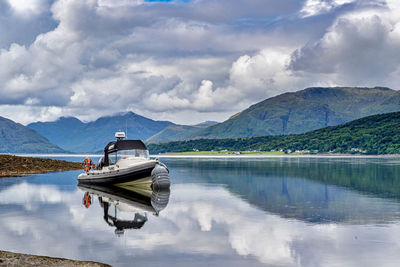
[351,148,366,153]
[295,150,310,153]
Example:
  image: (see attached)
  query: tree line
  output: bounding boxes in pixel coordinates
[148,112,400,155]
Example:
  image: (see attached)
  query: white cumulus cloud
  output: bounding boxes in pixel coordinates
[0,0,399,125]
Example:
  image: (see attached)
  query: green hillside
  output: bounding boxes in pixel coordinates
[194,87,400,138]
[146,121,218,144]
[0,117,66,153]
[148,111,400,155]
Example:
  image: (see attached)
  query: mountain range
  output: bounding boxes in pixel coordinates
[28,111,219,152]
[194,87,400,138]
[30,87,400,151]
[2,86,400,153]
[0,117,65,153]
[148,111,400,155]
[28,112,174,153]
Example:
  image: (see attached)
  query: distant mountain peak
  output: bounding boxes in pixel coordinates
[194,86,400,139]
[28,111,175,152]
[97,111,138,120]
[301,86,394,92]
[57,116,83,122]
[373,86,393,91]
[117,111,137,117]
[195,121,219,126]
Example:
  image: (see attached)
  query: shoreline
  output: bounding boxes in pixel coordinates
[4,152,400,159]
[155,153,400,158]
[0,154,82,178]
[0,250,110,267]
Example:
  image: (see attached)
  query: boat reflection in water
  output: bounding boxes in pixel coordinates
[78,176,170,235]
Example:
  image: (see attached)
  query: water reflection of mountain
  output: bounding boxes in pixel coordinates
[79,181,170,235]
[167,158,400,223]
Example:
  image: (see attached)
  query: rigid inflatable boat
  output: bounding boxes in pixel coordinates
[77,132,170,189]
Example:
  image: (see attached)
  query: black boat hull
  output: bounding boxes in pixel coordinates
[78,167,154,185]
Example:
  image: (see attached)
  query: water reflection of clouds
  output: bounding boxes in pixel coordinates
[0,183,63,207]
[161,185,296,265]
[0,182,400,266]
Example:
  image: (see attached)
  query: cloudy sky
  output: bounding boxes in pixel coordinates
[0,0,399,125]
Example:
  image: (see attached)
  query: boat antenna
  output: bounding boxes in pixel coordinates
[115,131,126,140]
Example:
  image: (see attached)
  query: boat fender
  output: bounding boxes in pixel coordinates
[151,189,170,214]
[151,164,170,190]
[159,162,169,173]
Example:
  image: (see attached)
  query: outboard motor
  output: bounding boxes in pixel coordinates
[151,164,170,190]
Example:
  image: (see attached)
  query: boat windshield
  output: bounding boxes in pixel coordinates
[108,149,149,165]
[118,149,149,159]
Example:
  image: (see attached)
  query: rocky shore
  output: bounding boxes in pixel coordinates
[0,250,110,266]
[0,154,82,177]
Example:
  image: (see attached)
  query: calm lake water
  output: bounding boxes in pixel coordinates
[1,156,400,266]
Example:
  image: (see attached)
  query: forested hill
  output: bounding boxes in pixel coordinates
[148,111,400,155]
[193,87,400,138]
[0,117,65,153]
